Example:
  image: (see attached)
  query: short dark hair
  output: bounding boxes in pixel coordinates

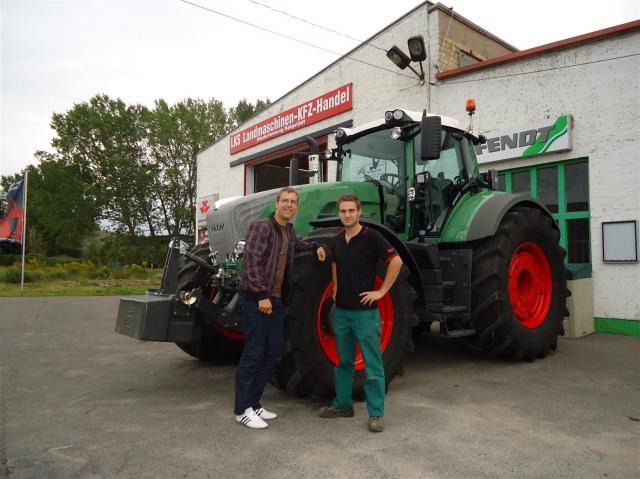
[276,186,299,202]
[336,194,361,210]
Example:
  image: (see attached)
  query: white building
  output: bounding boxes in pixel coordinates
[197,1,640,336]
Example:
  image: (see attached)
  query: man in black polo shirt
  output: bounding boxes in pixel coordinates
[319,194,403,432]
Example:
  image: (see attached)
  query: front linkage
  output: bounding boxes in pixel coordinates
[115,238,243,343]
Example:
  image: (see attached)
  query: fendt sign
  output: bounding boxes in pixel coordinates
[476,115,573,164]
[229,83,353,154]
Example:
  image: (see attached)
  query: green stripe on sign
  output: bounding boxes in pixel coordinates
[523,115,568,157]
[595,317,640,336]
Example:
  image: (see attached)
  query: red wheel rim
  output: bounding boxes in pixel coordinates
[316,277,394,371]
[209,289,245,340]
[508,241,552,329]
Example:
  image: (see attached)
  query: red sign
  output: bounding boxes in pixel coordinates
[199,200,210,214]
[230,83,353,154]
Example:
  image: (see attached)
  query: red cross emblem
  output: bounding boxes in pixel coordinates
[200,200,210,214]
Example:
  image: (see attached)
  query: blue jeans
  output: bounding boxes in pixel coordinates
[234,295,284,415]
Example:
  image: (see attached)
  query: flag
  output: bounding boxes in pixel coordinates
[0,176,26,254]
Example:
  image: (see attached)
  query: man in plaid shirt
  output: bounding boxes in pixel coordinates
[235,186,327,429]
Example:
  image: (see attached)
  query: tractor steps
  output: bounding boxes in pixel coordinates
[442,328,476,338]
[441,304,467,314]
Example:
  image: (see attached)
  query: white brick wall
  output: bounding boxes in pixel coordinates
[435,32,640,321]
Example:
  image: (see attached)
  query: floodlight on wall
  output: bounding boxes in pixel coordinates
[386,43,424,82]
[407,35,427,61]
[386,46,411,69]
[407,35,426,81]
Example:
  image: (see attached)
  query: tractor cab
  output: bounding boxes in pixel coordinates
[334,109,484,241]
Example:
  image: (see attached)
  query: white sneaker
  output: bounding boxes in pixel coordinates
[235,408,268,429]
[255,407,278,420]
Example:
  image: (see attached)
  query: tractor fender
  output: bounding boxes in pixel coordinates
[308,218,425,306]
[466,193,559,242]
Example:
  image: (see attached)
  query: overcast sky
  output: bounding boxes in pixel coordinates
[1,0,638,177]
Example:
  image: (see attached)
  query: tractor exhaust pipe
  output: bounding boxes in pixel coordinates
[289,136,319,186]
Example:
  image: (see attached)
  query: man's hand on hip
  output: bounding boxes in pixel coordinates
[258,298,273,314]
[359,290,385,306]
[316,246,327,262]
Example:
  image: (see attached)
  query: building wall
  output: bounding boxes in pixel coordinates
[434,31,640,321]
[198,3,434,202]
[196,2,639,324]
[435,8,516,71]
[197,3,517,203]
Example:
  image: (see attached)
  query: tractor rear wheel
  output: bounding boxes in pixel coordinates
[470,206,568,360]
[275,239,418,399]
[174,243,243,362]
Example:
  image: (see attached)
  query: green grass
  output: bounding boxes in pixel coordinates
[0,263,163,297]
[0,277,162,297]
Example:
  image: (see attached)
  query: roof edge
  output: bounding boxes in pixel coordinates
[436,19,640,81]
[201,1,435,155]
[428,2,518,52]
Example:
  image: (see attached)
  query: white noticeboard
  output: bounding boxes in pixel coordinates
[602,221,638,263]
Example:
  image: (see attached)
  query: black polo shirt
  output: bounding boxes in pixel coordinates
[332,225,399,310]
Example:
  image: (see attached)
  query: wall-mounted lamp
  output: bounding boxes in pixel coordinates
[386,35,426,82]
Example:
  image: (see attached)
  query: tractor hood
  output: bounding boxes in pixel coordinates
[205,181,381,256]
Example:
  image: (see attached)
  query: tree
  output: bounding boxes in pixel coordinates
[49,95,155,236]
[31,94,271,260]
[227,98,271,131]
[146,98,227,236]
[27,158,99,255]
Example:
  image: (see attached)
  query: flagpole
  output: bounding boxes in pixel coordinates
[20,170,28,292]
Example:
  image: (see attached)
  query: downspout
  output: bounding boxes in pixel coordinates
[426,5,432,112]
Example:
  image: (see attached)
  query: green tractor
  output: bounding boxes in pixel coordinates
[116,108,568,399]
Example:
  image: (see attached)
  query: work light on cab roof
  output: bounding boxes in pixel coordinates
[385,109,411,125]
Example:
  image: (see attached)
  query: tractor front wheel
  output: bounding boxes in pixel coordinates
[174,243,243,362]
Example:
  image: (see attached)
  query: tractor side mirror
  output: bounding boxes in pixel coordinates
[421,116,441,161]
[487,169,499,190]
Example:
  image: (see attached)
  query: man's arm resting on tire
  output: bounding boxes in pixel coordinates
[293,233,326,261]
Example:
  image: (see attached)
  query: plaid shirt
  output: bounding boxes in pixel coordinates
[240,213,317,301]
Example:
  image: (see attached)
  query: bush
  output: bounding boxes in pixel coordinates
[110,263,153,280]
[83,233,189,266]
[0,254,21,267]
[0,265,42,283]
[0,254,162,284]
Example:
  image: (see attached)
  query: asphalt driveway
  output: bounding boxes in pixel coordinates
[1,296,638,478]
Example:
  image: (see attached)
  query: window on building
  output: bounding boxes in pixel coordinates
[566,162,589,212]
[497,159,590,267]
[458,51,479,67]
[512,171,530,194]
[537,167,558,213]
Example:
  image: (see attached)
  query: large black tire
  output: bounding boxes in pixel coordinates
[174,243,243,362]
[276,238,418,399]
[470,206,569,360]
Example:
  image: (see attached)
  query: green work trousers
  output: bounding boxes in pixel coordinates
[332,306,385,417]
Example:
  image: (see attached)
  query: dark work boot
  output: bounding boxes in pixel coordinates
[318,405,355,418]
[368,416,384,432]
